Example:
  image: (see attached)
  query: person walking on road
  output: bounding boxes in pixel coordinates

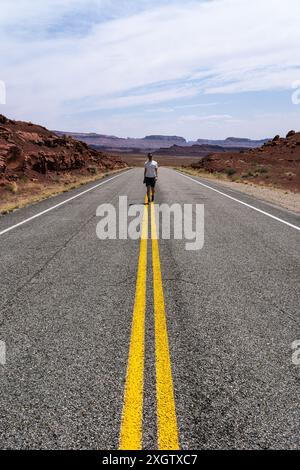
[144,153,158,204]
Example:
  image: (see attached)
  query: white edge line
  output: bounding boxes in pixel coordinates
[0,170,130,236]
[176,171,300,232]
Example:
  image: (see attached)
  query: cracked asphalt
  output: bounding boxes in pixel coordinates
[0,167,299,449]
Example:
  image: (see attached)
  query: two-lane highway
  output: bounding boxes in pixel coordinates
[0,167,299,449]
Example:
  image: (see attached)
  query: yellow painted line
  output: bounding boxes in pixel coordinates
[150,202,180,450]
[119,200,148,450]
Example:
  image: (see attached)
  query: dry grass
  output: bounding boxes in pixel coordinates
[175,167,300,214]
[4,181,19,194]
[0,169,127,214]
[173,167,230,182]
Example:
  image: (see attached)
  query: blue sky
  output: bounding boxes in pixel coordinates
[0,0,300,139]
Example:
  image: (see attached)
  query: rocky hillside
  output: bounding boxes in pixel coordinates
[0,114,126,183]
[189,131,300,191]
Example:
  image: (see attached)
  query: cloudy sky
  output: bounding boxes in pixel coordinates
[0,0,300,139]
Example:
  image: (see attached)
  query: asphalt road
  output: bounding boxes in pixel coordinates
[0,167,299,450]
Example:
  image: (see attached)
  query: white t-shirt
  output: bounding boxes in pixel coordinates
[144,160,158,178]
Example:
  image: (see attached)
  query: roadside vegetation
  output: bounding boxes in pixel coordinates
[175,167,300,214]
[0,169,126,215]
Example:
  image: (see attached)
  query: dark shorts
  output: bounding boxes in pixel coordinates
[145,177,156,188]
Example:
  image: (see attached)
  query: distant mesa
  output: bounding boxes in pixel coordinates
[143,135,187,143]
[153,143,246,157]
[196,137,268,149]
[54,130,269,153]
[226,137,251,141]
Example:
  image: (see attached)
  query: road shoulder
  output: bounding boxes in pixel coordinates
[176,168,300,214]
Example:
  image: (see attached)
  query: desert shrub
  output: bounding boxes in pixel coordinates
[89,167,97,174]
[230,175,240,182]
[256,165,268,174]
[241,171,254,178]
[5,181,18,193]
[224,168,236,177]
[19,175,28,183]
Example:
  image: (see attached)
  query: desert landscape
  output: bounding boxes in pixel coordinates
[54,130,267,150]
[1,113,299,213]
[1,0,300,455]
[0,114,127,213]
[182,130,300,192]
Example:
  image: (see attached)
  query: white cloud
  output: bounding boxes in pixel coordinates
[71,85,199,112]
[179,114,232,122]
[77,110,298,140]
[145,102,218,113]
[175,102,218,110]
[1,0,300,136]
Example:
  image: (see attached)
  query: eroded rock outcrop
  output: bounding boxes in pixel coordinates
[189,132,300,191]
[0,115,127,182]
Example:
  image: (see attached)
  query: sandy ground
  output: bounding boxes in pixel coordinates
[178,168,300,214]
[108,152,206,167]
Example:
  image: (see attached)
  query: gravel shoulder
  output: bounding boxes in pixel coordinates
[177,168,300,214]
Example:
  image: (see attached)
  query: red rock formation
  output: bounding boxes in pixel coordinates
[0,114,127,182]
[189,131,300,191]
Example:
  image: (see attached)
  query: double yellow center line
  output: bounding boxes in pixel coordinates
[119,201,179,450]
